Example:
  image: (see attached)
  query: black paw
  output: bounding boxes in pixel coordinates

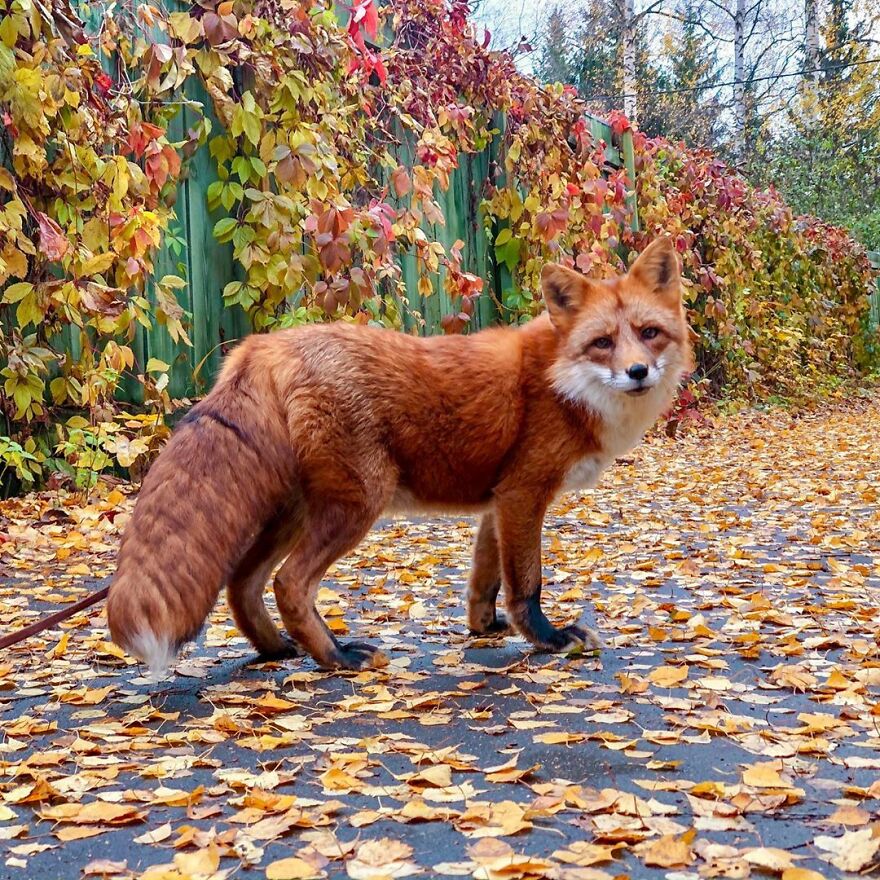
[469,612,511,636]
[325,641,388,671]
[255,636,302,662]
[534,624,602,654]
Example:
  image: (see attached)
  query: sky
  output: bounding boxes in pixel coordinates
[470,0,547,73]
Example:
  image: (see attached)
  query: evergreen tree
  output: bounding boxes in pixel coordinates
[761,0,880,245]
[570,0,623,117]
[632,18,674,138]
[537,6,576,86]
[653,0,723,146]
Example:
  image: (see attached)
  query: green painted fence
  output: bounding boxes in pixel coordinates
[868,251,880,330]
[73,3,638,402]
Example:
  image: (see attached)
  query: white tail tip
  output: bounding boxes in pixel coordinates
[128,630,177,682]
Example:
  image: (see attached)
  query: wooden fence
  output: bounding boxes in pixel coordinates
[869,252,880,330]
[72,3,639,401]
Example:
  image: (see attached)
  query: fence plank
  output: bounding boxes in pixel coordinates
[868,251,880,331]
[144,103,193,401]
[181,82,238,394]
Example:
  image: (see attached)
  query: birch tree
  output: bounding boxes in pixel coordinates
[619,0,666,121]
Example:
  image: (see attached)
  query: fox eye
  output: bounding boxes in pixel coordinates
[592,336,613,350]
[641,326,660,340]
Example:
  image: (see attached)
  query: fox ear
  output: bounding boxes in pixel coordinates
[628,236,681,302]
[541,264,594,330]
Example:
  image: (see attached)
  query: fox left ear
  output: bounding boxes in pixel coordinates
[541,264,594,330]
[628,236,682,302]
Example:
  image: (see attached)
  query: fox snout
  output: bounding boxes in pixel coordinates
[623,362,652,396]
[606,358,666,394]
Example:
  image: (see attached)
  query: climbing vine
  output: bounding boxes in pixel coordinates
[0,0,875,489]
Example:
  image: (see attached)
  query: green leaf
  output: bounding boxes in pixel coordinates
[213,218,238,242]
[146,358,171,373]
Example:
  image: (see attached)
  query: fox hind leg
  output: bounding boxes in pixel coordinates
[467,511,509,634]
[272,499,383,670]
[227,514,302,659]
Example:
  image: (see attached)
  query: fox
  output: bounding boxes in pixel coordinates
[107,235,693,678]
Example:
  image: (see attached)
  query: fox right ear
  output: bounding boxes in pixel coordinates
[541,264,593,330]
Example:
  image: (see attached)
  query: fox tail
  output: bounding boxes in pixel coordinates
[106,345,292,678]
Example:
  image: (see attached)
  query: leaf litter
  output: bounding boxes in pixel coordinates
[1,401,879,878]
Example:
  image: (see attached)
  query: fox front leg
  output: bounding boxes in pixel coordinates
[467,511,509,634]
[495,495,601,653]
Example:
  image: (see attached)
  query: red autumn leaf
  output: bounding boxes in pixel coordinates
[391,166,411,198]
[128,122,165,159]
[79,282,126,318]
[94,72,113,96]
[609,111,631,136]
[368,200,396,241]
[202,11,238,45]
[350,0,378,40]
[36,213,69,262]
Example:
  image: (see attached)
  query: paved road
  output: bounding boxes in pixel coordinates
[1,403,879,879]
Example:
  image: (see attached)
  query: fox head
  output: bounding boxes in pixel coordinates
[541,236,694,415]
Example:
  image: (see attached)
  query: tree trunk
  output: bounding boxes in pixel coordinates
[805,0,820,78]
[733,0,746,163]
[621,0,638,121]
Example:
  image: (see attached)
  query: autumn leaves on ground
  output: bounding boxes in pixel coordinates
[1,400,879,880]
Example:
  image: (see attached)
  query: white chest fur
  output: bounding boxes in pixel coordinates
[562,455,606,490]
[562,394,668,493]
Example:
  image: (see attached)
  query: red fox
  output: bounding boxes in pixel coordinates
[107,236,693,677]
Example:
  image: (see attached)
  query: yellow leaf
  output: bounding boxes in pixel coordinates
[742,762,787,789]
[648,665,688,687]
[533,732,586,745]
[174,845,220,875]
[96,641,126,659]
[639,832,695,868]
[743,847,797,871]
[55,826,107,842]
[48,632,69,659]
[265,857,322,879]
[79,251,117,276]
[617,672,649,694]
[40,802,143,825]
[105,489,126,506]
[825,669,851,690]
[826,804,870,826]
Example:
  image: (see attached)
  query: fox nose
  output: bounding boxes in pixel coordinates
[627,363,649,381]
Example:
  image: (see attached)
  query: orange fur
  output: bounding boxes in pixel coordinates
[107,236,692,677]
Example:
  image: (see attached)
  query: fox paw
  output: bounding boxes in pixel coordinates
[535,624,602,654]
[326,641,389,671]
[255,636,302,662]
[469,612,511,636]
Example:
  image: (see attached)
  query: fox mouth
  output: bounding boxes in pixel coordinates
[625,386,651,396]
